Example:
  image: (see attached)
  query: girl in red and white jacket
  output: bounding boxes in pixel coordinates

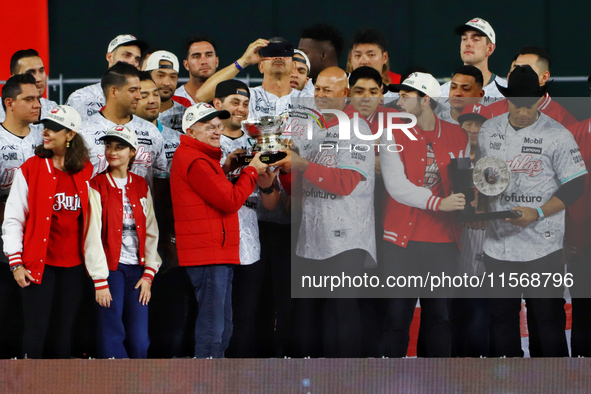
[88,125,161,359]
[2,105,99,359]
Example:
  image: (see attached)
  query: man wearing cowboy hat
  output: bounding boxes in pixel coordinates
[476,64,587,357]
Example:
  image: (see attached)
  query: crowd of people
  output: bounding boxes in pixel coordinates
[0,17,590,359]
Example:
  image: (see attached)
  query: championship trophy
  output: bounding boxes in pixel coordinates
[240,112,289,164]
[450,157,522,222]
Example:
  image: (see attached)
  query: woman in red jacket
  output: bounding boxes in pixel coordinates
[88,125,161,358]
[2,105,95,359]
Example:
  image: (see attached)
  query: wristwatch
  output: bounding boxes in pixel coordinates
[10,264,22,272]
[260,186,274,195]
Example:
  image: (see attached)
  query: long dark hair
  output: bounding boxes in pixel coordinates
[35,132,90,174]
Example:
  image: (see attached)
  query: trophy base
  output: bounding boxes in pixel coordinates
[456,210,523,223]
[239,151,287,165]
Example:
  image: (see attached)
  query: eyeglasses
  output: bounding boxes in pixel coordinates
[200,124,224,133]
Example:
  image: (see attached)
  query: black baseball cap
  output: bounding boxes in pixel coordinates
[214,79,250,99]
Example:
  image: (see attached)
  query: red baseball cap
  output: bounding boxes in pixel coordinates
[457,103,493,125]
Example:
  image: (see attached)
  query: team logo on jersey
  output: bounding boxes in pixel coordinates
[1,167,17,188]
[490,133,505,140]
[314,150,337,167]
[521,146,542,154]
[134,145,153,166]
[53,193,81,211]
[507,154,543,177]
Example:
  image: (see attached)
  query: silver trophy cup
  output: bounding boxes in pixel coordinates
[450,156,522,222]
[240,113,289,164]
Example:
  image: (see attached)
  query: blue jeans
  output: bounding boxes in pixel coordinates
[186,265,233,358]
[95,264,149,358]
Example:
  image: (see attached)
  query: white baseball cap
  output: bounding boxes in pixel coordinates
[455,17,496,45]
[107,34,149,53]
[388,72,441,98]
[99,125,138,150]
[182,102,230,132]
[293,49,311,75]
[34,105,82,132]
[145,50,180,73]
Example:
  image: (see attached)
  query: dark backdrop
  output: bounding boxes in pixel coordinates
[47,0,591,105]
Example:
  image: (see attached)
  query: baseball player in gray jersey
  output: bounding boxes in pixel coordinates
[78,63,166,188]
[66,34,148,120]
[0,49,57,123]
[477,65,586,357]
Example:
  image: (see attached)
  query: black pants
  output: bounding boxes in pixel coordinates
[379,241,459,358]
[567,249,591,357]
[148,266,196,358]
[21,264,86,359]
[450,298,491,357]
[484,250,568,357]
[0,263,23,358]
[294,249,366,358]
[226,221,294,358]
[226,260,266,358]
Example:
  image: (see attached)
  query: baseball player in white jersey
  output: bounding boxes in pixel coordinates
[477,65,587,357]
[435,65,485,125]
[288,67,375,358]
[219,130,261,264]
[440,18,506,105]
[214,79,288,358]
[0,49,57,123]
[0,74,45,202]
[144,50,185,132]
[78,62,166,187]
[291,50,315,97]
[66,34,148,120]
[133,71,180,176]
[295,103,376,265]
[213,80,263,265]
[172,36,219,107]
[0,74,46,357]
